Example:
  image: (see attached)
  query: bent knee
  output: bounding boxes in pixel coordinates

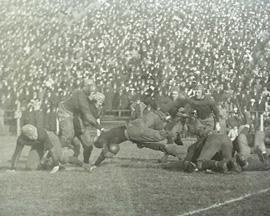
[84,145,93,152]
[197,161,203,170]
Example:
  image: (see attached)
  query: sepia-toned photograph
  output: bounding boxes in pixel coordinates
[0,0,270,215]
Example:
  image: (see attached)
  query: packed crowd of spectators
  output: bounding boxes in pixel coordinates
[0,0,269,134]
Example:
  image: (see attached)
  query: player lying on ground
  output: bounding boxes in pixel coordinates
[91,109,186,167]
[233,125,270,171]
[182,132,241,173]
[169,110,240,173]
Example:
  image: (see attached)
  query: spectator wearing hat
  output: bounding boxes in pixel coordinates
[228,125,239,141]
[212,87,223,105]
[242,105,252,126]
[244,89,253,105]
[250,113,260,133]
[113,88,130,110]
[237,93,249,111]
[226,108,242,132]
[103,83,114,115]
[217,103,228,135]
[130,96,147,121]
[261,86,270,98]
[27,91,44,128]
[221,83,234,102]
[43,91,58,134]
[257,95,267,112]
[252,88,260,99]
[154,87,166,108]
[254,79,263,93]
[249,98,258,112]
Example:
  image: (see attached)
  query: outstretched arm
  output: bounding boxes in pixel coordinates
[11,144,24,170]
[93,144,110,166]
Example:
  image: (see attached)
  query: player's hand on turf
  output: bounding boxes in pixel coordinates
[216,122,221,132]
[100,128,108,133]
[90,166,97,172]
[82,163,91,172]
[50,166,60,174]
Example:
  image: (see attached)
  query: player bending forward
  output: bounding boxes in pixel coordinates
[91,109,185,168]
[10,124,60,173]
[10,124,88,174]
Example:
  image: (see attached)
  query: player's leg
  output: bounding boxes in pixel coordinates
[237,134,252,157]
[79,128,93,164]
[26,145,44,170]
[46,130,65,161]
[242,155,270,171]
[254,131,270,164]
[184,136,208,162]
[57,107,75,148]
[71,137,81,158]
[196,134,226,171]
[158,119,184,162]
[160,144,183,160]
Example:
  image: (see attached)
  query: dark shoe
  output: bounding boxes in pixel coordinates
[174,134,184,146]
[158,154,169,163]
[262,163,270,171]
[59,164,66,170]
[82,163,91,172]
[263,153,270,165]
[166,131,175,144]
[136,142,144,149]
[216,159,228,173]
[184,161,197,173]
[176,155,182,161]
[228,158,241,173]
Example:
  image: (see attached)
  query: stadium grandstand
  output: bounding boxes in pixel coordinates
[0,0,269,136]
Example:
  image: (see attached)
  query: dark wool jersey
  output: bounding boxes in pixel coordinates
[190,95,220,122]
[161,97,190,118]
[63,89,90,117]
[63,89,102,130]
[170,98,190,118]
[12,127,59,170]
[17,127,53,150]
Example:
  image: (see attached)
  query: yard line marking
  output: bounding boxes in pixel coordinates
[178,187,270,216]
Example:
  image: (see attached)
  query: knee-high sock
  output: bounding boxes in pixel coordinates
[68,156,83,166]
[197,160,217,170]
[83,146,93,164]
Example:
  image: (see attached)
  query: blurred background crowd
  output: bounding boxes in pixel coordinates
[0,0,269,135]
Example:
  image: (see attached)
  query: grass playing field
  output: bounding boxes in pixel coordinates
[1,134,270,216]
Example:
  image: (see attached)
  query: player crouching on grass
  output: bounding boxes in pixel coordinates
[9,124,87,174]
[9,124,60,174]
